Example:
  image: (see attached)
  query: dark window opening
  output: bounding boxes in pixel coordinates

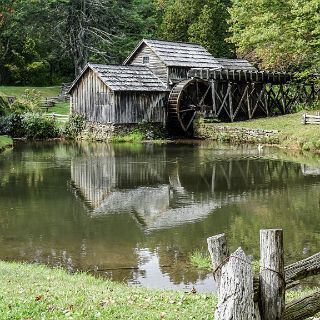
[143,56,150,64]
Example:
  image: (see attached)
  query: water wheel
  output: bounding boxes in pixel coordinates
[168,79,213,133]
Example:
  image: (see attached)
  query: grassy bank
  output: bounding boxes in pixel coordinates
[0,135,13,152]
[0,86,60,97]
[219,111,320,152]
[1,261,318,319]
[0,261,217,319]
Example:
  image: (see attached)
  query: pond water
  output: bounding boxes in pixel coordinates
[0,141,319,292]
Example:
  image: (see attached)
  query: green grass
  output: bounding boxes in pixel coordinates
[111,131,146,143]
[214,110,320,152]
[0,261,318,319]
[0,135,13,152]
[189,250,261,274]
[0,86,61,98]
[189,250,212,270]
[50,102,70,115]
[0,261,217,320]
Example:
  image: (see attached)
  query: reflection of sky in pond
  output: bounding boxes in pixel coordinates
[0,141,319,292]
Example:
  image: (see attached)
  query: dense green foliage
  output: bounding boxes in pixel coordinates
[158,0,234,57]
[229,0,320,73]
[0,0,160,85]
[0,0,318,85]
[0,112,60,139]
[64,113,86,139]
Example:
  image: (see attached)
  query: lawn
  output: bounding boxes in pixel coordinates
[0,86,61,98]
[216,110,320,152]
[50,101,70,115]
[0,261,217,320]
[0,86,70,115]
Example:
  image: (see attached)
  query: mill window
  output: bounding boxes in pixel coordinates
[143,56,150,64]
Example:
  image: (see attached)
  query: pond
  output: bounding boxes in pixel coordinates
[0,141,319,292]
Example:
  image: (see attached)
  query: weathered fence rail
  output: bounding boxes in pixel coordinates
[208,229,320,320]
[45,113,69,122]
[302,113,320,125]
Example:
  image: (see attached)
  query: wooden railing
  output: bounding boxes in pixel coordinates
[302,112,320,125]
[45,113,69,122]
[208,229,320,320]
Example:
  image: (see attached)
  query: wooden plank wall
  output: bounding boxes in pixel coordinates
[114,91,167,124]
[128,44,168,86]
[71,69,115,123]
[168,67,190,85]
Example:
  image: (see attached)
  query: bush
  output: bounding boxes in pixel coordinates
[293,101,320,113]
[64,113,86,139]
[9,89,42,113]
[23,113,60,139]
[0,112,60,139]
[0,113,25,137]
[0,96,10,116]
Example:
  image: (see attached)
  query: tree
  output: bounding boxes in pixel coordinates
[188,0,234,58]
[158,0,235,57]
[228,0,320,73]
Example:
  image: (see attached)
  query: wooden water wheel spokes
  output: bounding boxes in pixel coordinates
[168,79,213,132]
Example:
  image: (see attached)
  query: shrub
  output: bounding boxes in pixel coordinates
[9,89,42,113]
[0,113,25,137]
[0,112,60,139]
[64,113,86,139]
[22,113,60,139]
[0,96,10,116]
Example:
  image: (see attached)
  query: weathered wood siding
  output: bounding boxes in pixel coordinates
[168,67,190,84]
[114,91,167,124]
[128,44,168,85]
[70,69,115,123]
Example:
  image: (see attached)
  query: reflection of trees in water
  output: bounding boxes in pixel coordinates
[226,184,320,264]
[1,142,319,288]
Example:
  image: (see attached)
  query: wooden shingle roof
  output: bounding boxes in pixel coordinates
[124,39,222,68]
[216,58,257,71]
[68,63,168,93]
[124,39,256,70]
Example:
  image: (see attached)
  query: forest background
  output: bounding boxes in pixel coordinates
[0,0,319,86]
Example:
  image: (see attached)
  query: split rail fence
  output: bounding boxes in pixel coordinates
[302,112,320,125]
[207,229,320,320]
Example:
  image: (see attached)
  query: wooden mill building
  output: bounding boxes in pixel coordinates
[68,39,256,127]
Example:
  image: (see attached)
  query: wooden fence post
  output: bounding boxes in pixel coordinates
[259,229,285,320]
[207,233,229,289]
[215,248,255,320]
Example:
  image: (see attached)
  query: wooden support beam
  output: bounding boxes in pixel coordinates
[215,248,255,320]
[207,233,229,289]
[285,251,320,283]
[284,291,320,320]
[259,229,285,320]
[229,82,233,122]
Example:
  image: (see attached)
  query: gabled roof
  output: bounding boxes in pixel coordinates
[124,39,222,69]
[216,58,257,71]
[68,63,168,93]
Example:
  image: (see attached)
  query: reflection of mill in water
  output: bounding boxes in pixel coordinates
[71,143,315,231]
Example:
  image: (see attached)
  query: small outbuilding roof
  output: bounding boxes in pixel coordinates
[124,39,222,69]
[68,63,168,93]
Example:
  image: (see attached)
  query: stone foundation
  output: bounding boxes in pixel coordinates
[80,121,165,141]
[194,118,279,144]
